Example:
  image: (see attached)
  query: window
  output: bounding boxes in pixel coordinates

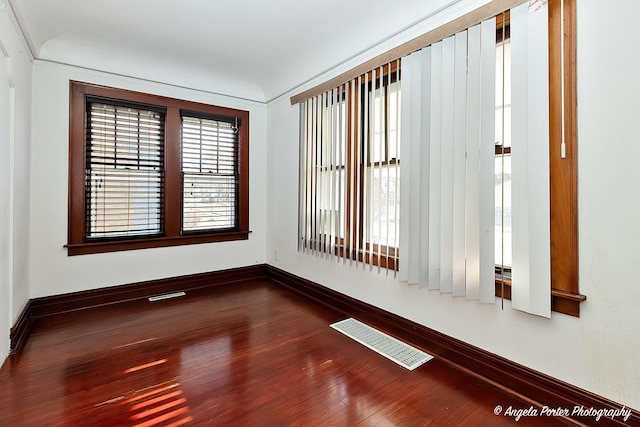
[85,101,165,240]
[298,63,401,271]
[181,114,240,233]
[293,0,581,316]
[67,81,250,255]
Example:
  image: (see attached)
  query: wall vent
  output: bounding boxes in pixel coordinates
[148,291,186,302]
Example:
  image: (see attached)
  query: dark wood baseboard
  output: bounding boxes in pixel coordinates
[9,264,268,354]
[9,301,35,356]
[9,263,638,425]
[266,265,639,427]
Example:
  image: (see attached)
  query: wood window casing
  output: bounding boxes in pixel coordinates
[67,81,250,256]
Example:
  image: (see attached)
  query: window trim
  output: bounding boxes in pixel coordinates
[67,81,250,256]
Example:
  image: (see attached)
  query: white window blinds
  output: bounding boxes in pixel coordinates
[85,101,164,239]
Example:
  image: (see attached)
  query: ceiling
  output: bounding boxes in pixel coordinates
[9,0,463,103]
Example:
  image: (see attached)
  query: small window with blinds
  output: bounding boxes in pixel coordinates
[67,81,250,255]
[85,100,165,240]
[181,114,239,233]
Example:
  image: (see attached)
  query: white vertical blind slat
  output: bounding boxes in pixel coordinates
[479,17,497,303]
[309,98,317,254]
[338,84,346,263]
[298,102,307,252]
[316,94,323,255]
[408,57,422,284]
[349,79,357,265]
[329,87,336,259]
[394,59,402,278]
[377,66,384,273]
[510,2,551,317]
[418,50,432,286]
[305,101,312,252]
[363,69,372,269]
[465,23,482,300]
[398,56,412,282]
[354,76,363,267]
[452,31,468,297]
[428,42,443,291]
[440,35,456,294]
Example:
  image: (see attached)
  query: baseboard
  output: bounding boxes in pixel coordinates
[9,264,268,354]
[265,265,640,427]
[9,301,35,356]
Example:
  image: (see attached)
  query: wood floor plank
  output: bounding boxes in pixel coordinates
[0,279,575,426]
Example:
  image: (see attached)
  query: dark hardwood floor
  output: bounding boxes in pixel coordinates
[0,279,575,426]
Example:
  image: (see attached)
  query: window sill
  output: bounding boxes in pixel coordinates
[66,230,250,256]
[302,239,398,271]
[495,280,586,317]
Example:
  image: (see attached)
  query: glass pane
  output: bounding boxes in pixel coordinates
[182,173,236,232]
[369,82,401,163]
[371,87,384,163]
[316,168,346,239]
[388,82,401,161]
[495,155,512,268]
[333,101,347,167]
[495,40,512,149]
[368,164,400,248]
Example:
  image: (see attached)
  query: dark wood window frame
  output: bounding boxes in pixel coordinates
[67,81,250,256]
[494,0,585,316]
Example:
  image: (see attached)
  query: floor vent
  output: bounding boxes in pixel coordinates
[148,291,186,302]
[330,318,433,371]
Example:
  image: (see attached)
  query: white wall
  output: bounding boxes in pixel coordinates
[266,0,640,410]
[0,8,32,362]
[0,28,12,364]
[575,0,640,409]
[29,61,267,298]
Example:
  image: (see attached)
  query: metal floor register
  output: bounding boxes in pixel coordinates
[330,318,433,370]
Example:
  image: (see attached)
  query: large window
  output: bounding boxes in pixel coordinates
[67,81,250,255]
[299,64,401,271]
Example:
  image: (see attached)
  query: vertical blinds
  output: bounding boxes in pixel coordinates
[298,64,401,271]
[181,115,239,232]
[399,3,550,316]
[85,101,165,239]
[399,17,497,303]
